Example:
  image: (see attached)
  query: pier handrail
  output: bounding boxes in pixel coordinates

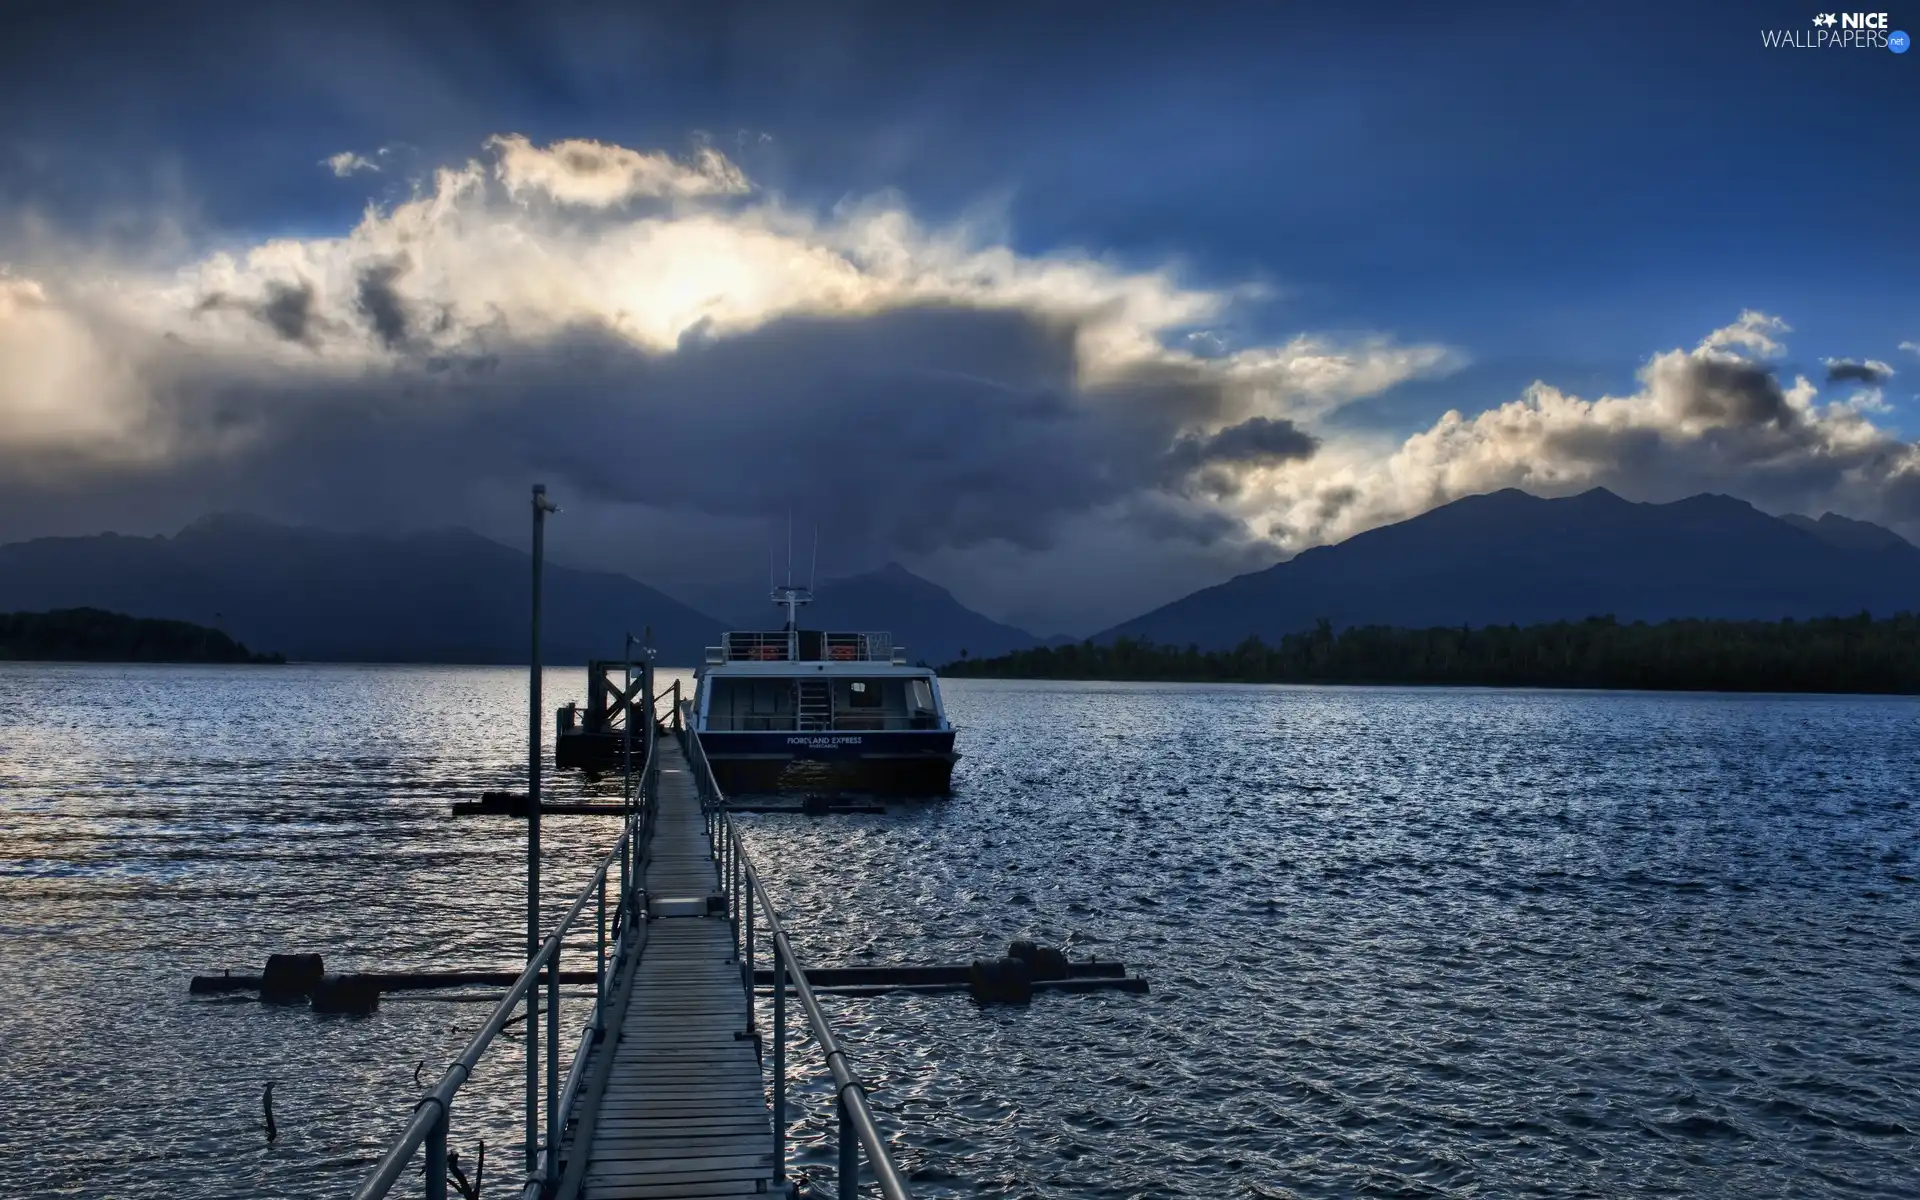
[675,705,912,1200]
[353,717,654,1200]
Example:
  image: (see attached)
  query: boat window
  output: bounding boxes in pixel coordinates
[708,678,796,730]
[910,678,934,712]
[847,680,882,708]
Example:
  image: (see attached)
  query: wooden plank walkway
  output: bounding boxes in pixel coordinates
[562,737,779,1200]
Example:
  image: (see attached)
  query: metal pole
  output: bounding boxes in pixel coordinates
[525,482,551,1177]
[838,1093,858,1200]
[546,938,560,1186]
[424,1099,449,1200]
[743,870,755,1003]
[621,632,634,935]
[773,952,786,1183]
[596,873,607,1016]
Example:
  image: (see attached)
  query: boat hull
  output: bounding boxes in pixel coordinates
[696,729,957,796]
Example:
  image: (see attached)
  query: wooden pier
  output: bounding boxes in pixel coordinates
[353,706,911,1200]
[557,737,779,1199]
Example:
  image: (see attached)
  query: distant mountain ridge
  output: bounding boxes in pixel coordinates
[10,490,1914,666]
[1099,488,1920,650]
[0,515,725,664]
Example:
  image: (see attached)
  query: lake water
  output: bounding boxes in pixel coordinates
[1,664,1916,1198]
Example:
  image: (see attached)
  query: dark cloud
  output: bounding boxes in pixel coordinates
[1672,356,1793,428]
[355,260,411,348]
[259,280,318,343]
[1175,415,1318,466]
[1825,358,1891,386]
[1158,415,1317,499]
[13,302,1269,568]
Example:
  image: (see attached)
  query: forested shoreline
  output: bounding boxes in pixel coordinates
[941,614,1920,694]
[0,608,283,663]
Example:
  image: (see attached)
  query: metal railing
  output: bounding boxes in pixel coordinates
[718,631,797,661]
[353,735,653,1200]
[677,706,912,1200]
[652,678,684,731]
[824,632,894,662]
[708,631,902,664]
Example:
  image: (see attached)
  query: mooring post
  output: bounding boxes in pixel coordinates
[424,1097,449,1200]
[837,1093,858,1200]
[773,953,787,1184]
[621,631,635,936]
[743,875,755,1004]
[546,937,560,1187]
[526,482,556,1176]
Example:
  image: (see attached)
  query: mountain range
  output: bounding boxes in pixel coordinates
[2,488,1916,665]
[0,514,724,664]
[1099,488,1920,649]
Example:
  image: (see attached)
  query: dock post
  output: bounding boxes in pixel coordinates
[743,878,755,1008]
[620,634,633,935]
[596,873,607,1017]
[424,1098,449,1200]
[773,955,787,1184]
[837,1093,858,1200]
[526,483,556,1176]
[546,937,560,1188]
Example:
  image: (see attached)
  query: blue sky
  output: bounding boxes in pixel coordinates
[1,0,1916,631]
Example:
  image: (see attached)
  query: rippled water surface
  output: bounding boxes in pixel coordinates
[2,664,1917,1198]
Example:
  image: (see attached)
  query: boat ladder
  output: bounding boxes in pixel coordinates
[796,679,832,730]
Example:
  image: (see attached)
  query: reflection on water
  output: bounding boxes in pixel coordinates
[1,665,1916,1197]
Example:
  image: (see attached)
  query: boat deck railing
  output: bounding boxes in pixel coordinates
[709,630,902,664]
[680,699,913,1200]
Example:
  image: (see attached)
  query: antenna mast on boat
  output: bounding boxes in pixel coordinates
[771,509,812,631]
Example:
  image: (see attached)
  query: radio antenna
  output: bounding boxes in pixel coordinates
[809,525,819,591]
[785,510,793,586]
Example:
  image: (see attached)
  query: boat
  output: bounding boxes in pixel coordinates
[690,582,958,795]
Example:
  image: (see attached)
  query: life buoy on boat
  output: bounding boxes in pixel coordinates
[754,644,782,661]
[828,644,856,661]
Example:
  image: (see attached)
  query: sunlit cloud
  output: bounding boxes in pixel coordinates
[1221,313,1920,553]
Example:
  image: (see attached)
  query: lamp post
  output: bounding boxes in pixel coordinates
[526,483,558,1179]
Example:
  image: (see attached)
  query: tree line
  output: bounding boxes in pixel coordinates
[0,608,284,663]
[942,614,1920,694]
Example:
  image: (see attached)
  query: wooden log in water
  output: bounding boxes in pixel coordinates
[748,959,1126,987]
[450,793,633,816]
[189,969,599,995]
[759,976,1149,998]
[723,799,888,814]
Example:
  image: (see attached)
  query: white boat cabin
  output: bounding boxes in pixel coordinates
[696,628,950,734]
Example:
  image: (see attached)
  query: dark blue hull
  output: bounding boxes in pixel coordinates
[697,728,957,796]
